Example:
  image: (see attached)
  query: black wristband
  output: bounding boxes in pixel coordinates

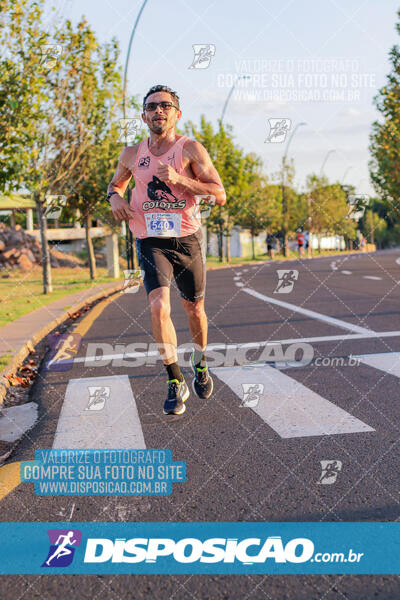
[106,191,120,203]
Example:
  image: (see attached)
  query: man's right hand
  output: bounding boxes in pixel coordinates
[109,194,136,221]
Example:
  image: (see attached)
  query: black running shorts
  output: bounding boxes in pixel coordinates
[136,228,206,302]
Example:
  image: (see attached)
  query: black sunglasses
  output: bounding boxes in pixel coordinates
[143,101,179,112]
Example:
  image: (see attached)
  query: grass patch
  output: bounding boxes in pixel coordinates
[0,352,13,371]
[0,267,122,328]
[206,255,268,267]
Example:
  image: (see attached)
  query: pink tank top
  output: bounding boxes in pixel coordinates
[128,135,200,239]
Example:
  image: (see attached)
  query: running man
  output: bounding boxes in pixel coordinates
[107,85,226,415]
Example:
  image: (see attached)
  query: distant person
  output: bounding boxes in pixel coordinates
[304,231,310,256]
[296,229,305,257]
[266,233,277,259]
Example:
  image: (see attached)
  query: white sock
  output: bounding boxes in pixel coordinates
[193,346,207,367]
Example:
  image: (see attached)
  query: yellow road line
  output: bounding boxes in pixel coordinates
[74,290,121,338]
[0,461,21,502]
[0,290,121,503]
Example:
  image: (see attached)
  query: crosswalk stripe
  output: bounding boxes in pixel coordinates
[353,352,400,379]
[53,375,145,449]
[212,364,374,438]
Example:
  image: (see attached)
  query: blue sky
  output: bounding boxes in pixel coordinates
[46,0,399,196]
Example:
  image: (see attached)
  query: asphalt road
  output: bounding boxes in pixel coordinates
[1,249,400,599]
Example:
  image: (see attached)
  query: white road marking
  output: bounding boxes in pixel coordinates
[396,257,400,265]
[353,352,400,379]
[68,503,76,521]
[233,276,241,281]
[235,282,245,287]
[341,270,352,275]
[213,364,374,438]
[53,375,145,449]
[363,276,382,281]
[241,287,372,334]
[65,331,400,365]
[0,402,38,442]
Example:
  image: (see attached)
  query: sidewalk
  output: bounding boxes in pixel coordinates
[0,281,122,403]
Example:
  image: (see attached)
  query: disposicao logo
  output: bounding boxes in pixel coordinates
[42,529,82,567]
[83,536,314,564]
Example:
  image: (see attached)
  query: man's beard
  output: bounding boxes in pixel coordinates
[150,119,167,134]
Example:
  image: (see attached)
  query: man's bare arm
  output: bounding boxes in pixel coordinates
[157,140,226,205]
[107,147,137,221]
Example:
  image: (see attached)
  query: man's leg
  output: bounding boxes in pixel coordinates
[172,229,212,398]
[181,297,213,399]
[147,286,188,415]
[180,297,208,357]
[138,236,189,415]
[148,286,177,365]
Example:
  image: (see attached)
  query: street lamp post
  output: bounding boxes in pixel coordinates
[220,75,251,125]
[283,122,307,163]
[123,0,149,124]
[341,165,353,184]
[319,149,336,178]
[281,122,306,256]
[122,0,149,270]
[217,75,250,260]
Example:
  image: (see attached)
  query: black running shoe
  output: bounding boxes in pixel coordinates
[163,378,189,415]
[191,352,214,399]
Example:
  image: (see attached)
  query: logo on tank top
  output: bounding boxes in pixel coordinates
[167,152,177,170]
[142,175,186,211]
[138,156,150,168]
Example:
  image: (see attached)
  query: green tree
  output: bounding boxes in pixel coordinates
[237,176,282,259]
[273,159,306,255]
[185,118,243,261]
[369,9,400,225]
[0,1,98,292]
[362,210,387,247]
[51,18,126,279]
[185,118,266,262]
[0,0,48,190]
[0,0,60,292]
[306,175,355,251]
[0,3,132,288]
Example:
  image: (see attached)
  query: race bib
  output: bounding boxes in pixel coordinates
[144,212,182,237]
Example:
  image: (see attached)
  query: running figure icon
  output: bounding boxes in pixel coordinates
[274,269,299,294]
[45,531,77,566]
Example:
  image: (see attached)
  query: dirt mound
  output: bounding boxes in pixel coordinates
[0,223,84,270]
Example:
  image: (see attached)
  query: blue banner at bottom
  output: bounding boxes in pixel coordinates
[0,522,398,574]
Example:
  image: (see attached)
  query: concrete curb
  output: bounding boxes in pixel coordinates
[0,282,123,406]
